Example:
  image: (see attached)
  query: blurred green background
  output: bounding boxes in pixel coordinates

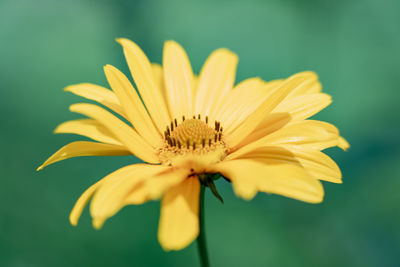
[1,0,399,266]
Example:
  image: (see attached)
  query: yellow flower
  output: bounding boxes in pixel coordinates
[38,39,349,251]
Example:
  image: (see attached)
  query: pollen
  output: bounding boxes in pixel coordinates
[157,115,228,166]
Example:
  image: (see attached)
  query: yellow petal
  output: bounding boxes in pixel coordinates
[145,167,191,199]
[104,64,161,145]
[194,48,238,120]
[228,120,340,160]
[90,164,168,228]
[235,93,332,148]
[225,74,309,147]
[218,78,266,131]
[151,63,171,118]
[64,83,127,119]
[235,146,342,183]
[235,113,291,149]
[124,183,150,205]
[163,41,194,118]
[70,103,159,163]
[273,93,332,121]
[125,167,191,204]
[116,38,171,132]
[158,177,200,251]
[210,159,324,203]
[70,179,105,226]
[54,119,122,145]
[37,141,130,171]
[286,71,322,98]
[338,136,350,151]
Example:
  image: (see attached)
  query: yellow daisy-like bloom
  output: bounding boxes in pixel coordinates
[38,39,349,251]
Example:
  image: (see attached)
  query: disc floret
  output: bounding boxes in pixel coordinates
[157,115,228,167]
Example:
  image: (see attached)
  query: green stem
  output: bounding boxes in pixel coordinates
[197,185,210,267]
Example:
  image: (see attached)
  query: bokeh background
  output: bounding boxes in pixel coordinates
[1,0,399,266]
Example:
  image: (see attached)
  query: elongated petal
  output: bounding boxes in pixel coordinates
[235,146,342,183]
[64,83,127,119]
[70,179,105,226]
[104,64,161,145]
[117,38,171,132]
[37,141,130,171]
[228,120,340,160]
[338,136,350,151]
[225,74,308,147]
[126,167,191,204]
[218,78,266,131]
[273,93,332,121]
[158,177,200,251]
[163,41,194,118]
[124,183,150,205]
[235,93,332,148]
[195,49,238,120]
[145,167,191,199]
[55,119,122,145]
[90,164,169,228]
[235,113,292,149]
[70,103,159,163]
[151,63,171,118]
[210,159,323,203]
[286,71,321,97]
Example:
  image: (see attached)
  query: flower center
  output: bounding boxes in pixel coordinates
[157,115,228,167]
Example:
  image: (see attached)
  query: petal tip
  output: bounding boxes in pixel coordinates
[92,218,105,229]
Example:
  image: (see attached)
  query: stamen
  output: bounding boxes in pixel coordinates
[205,116,208,124]
[174,119,178,127]
[198,114,201,119]
[182,115,185,121]
[171,122,174,131]
[202,139,205,147]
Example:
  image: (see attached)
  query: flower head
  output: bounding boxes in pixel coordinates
[38,39,348,251]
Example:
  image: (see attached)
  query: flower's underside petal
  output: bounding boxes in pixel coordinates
[37,141,130,171]
[225,73,311,148]
[195,49,238,121]
[70,103,159,163]
[210,159,324,203]
[124,183,150,205]
[229,120,340,160]
[218,78,266,131]
[90,164,169,228]
[233,146,342,183]
[54,119,122,145]
[64,83,127,119]
[163,41,194,119]
[151,63,171,119]
[145,167,191,200]
[117,38,171,132]
[286,71,322,98]
[104,64,161,145]
[124,167,190,206]
[158,176,200,251]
